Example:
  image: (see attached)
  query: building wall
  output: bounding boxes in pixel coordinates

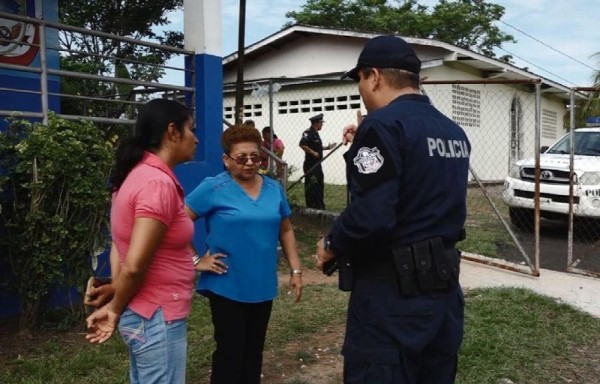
[223,34,451,84]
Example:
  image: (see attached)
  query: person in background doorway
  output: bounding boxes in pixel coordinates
[185,123,303,384]
[299,113,336,210]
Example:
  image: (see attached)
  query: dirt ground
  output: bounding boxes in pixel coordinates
[263,270,344,384]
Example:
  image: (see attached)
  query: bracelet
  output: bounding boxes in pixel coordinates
[290,269,302,276]
[192,254,201,266]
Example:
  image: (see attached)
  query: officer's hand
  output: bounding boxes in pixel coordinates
[315,237,334,271]
[342,110,364,145]
[313,151,320,159]
[342,125,357,145]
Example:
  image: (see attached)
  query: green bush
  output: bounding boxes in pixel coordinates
[0,115,113,332]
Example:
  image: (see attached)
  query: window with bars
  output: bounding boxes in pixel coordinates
[277,94,361,114]
[541,109,557,140]
[451,84,481,128]
[223,103,263,120]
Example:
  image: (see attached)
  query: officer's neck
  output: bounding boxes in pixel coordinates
[374,86,420,110]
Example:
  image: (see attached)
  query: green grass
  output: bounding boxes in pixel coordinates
[458,287,600,383]
[460,187,514,258]
[3,286,599,383]
[286,182,348,213]
[2,212,597,383]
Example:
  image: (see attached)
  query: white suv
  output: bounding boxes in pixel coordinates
[502,119,600,228]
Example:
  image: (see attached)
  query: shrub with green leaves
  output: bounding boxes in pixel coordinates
[0,115,113,332]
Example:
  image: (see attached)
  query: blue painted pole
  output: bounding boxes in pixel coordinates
[179,0,223,251]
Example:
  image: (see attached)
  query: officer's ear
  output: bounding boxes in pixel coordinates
[369,68,382,91]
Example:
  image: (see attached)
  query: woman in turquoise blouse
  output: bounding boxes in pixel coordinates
[185,123,302,384]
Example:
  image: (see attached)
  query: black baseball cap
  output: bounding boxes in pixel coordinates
[342,35,421,81]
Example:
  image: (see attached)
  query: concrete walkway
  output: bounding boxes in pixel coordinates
[460,257,600,318]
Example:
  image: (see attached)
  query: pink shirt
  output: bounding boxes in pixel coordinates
[261,138,285,169]
[111,152,195,321]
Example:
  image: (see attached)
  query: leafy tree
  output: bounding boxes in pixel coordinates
[567,53,600,128]
[58,0,183,124]
[0,116,113,333]
[286,0,515,61]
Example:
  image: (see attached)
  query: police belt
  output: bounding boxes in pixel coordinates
[354,237,460,295]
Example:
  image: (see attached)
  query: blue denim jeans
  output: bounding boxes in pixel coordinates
[118,308,187,384]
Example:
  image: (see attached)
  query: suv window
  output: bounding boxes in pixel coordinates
[546,131,600,156]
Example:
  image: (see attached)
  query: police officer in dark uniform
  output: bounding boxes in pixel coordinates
[316,35,470,383]
[299,113,336,210]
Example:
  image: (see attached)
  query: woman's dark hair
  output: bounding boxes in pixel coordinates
[261,126,278,139]
[221,123,262,154]
[110,99,191,190]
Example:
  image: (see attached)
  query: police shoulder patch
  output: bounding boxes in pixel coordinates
[353,147,384,174]
[349,126,398,192]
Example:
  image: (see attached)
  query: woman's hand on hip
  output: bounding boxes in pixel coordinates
[196,250,228,274]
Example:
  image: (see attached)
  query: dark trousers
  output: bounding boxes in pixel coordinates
[342,280,464,384]
[208,293,273,384]
[303,163,325,210]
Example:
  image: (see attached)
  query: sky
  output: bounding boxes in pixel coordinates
[165,0,599,88]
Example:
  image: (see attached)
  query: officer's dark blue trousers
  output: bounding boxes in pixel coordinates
[342,279,464,384]
[304,164,325,210]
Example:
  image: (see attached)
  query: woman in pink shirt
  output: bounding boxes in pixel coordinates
[86,99,198,384]
[260,126,285,179]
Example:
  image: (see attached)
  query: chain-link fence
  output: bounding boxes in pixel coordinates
[223,78,356,212]
[565,88,600,278]
[224,77,600,277]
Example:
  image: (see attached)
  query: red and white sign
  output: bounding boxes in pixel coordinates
[0,1,39,66]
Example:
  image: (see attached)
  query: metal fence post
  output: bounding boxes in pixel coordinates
[534,81,542,273]
[269,79,275,174]
[38,22,49,124]
[567,88,576,269]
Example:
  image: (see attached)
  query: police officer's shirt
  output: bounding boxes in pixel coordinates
[328,94,471,259]
[299,127,323,167]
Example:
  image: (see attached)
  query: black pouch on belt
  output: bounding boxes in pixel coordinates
[412,240,434,293]
[430,236,454,289]
[392,245,416,295]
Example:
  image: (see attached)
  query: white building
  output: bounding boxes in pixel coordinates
[222,25,581,184]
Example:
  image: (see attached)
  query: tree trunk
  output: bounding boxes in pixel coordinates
[18,298,40,334]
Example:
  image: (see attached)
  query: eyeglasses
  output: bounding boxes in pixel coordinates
[226,154,262,165]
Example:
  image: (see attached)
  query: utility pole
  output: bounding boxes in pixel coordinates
[234,0,246,124]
